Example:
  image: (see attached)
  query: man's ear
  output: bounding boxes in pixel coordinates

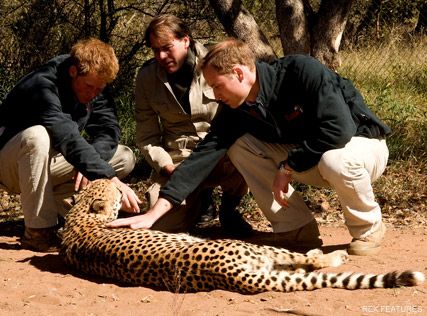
[183,35,190,49]
[232,65,244,82]
[69,65,78,78]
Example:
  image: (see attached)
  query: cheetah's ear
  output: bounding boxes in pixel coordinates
[91,199,106,213]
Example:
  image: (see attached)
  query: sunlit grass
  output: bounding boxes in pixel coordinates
[340,36,427,161]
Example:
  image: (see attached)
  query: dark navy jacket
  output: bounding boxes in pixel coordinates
[0,55,120,179]
[159,54,391,205]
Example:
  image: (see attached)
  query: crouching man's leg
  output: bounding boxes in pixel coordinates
[318,137,389,255]
[203,155,253,237]
[0,126,60,252]
[227,133,322,249]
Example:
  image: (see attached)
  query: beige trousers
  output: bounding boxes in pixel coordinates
[227,133,389,238]
[0,125,136,229]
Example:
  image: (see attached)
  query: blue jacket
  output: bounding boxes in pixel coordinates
[0,55,120,179]
[160,54,391,205]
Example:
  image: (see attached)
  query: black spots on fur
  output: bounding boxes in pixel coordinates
[330,276,337,284]
[396,271,419,287]
[369,275,377,288]
[342,275,351,288]
[244,250,250,257]
[295,277,302,284]
[356,274,365,289]
[383,271,398,288]
[310,276,317,285]
[192,247,199,254]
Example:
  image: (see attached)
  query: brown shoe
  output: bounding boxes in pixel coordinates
[21,226,60,253]
[347,222,386,256]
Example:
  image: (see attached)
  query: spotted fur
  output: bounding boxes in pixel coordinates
[59,179,425,294]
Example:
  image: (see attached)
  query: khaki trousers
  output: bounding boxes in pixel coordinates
[146,156,248,233]
[227,133,389,238]
[0,125,136,228]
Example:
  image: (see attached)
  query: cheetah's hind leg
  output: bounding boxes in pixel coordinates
[310,249,349,269]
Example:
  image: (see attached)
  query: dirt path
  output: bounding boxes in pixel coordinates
[0,223,426,316]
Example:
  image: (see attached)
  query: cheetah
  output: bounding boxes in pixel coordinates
[59,179,425,294]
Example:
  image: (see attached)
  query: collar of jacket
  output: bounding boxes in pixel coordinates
[253,60,282,110]
[155,41,207,82]
[155,41,215,102]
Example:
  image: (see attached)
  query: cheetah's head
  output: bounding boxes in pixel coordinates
[72,179,122,222]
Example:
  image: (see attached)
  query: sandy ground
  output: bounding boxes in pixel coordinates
[0,222,426,316]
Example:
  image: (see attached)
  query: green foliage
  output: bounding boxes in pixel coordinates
[115,92,136,150]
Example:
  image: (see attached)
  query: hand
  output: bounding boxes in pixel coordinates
[74,172,90,191]
[110,177,142,213]
[106,197,173,229]
[272,167,293,207]
[106,212,157,229]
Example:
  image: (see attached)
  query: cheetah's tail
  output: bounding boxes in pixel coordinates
[306,270,425,291]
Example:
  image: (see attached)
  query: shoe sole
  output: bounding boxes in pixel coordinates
[347,247,381,256]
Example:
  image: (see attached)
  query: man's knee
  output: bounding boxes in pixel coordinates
[20,125,51,155]
[318,149,364,184]
[112,145,136,177]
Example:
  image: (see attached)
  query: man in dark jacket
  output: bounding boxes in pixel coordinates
[0,38,141,252]
[109,39,391,256]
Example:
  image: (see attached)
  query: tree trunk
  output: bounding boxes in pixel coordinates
[210,0,354,70]
[208,0,276,62]
[311,0,353,70]
[275,0,311,55]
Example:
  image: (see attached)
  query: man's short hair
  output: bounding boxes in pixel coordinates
[70,38,119,83]
[200,38,256,74]
[144,14,194,48]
